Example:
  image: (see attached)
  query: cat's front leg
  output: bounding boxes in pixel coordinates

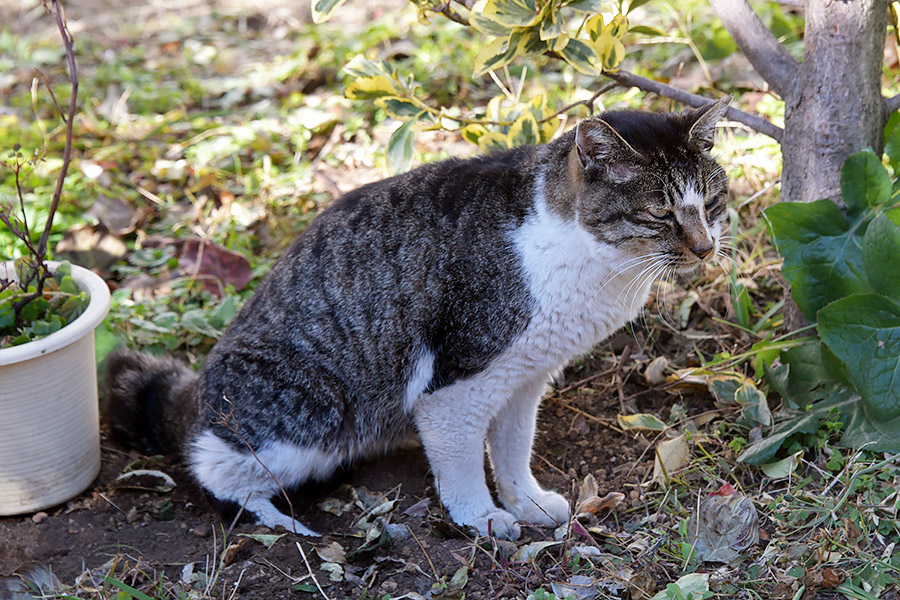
[413,388,521,540]
[487,378,570,528]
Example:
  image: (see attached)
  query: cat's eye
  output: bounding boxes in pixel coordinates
[705,194,722,210]
[648,207,671,219]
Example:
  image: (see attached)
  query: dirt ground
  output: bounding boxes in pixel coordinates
[0,337,692,600]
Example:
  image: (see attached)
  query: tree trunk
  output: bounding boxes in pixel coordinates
[781,0,889,205]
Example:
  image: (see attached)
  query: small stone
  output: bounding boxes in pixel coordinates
[126,506,140,524]
[32,512,48,524]
[192,524,210,538]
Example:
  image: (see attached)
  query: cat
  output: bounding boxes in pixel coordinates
[102,97,731,540]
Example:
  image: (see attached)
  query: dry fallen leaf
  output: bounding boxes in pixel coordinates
[179,239,253,296]
[577,492,625,515]
[651,434,690,486]
[687,485,759,563]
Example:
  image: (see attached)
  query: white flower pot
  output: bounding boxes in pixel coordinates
[0,261,111,515]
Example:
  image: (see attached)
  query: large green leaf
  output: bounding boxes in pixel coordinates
[862,214,900,302]
[765,199,870,321]
[841,150,891,217]
[837,401,900,452]
[819,293,900,420]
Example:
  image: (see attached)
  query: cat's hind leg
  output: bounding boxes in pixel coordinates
[188,429,342,536]
[487,378,570,527]
[413,386,521,540]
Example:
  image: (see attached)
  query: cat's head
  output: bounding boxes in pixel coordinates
[568,97,730,273]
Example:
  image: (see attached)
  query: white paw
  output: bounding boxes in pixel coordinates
[506,489,570,527]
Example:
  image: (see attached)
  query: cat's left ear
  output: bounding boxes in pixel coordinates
[687,96,731,150]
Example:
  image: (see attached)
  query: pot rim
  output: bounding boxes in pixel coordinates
[0,260,111,366]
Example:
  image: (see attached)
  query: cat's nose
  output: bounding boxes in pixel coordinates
[691,243,714,260]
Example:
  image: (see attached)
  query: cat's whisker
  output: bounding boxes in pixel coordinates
[589,253,667,304]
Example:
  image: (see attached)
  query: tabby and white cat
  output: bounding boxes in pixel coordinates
[103,98,730,540]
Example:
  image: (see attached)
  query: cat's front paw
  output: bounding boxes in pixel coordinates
[464,509,521,540]
[506,490,570,527]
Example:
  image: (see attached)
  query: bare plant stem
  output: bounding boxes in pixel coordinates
[1,0,78,327]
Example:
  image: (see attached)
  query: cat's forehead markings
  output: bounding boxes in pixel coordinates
[677,180,705,210]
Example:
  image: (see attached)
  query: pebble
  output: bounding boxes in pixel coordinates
[32,512,48,524]
[192,524,210,538]
[126,506,140,524]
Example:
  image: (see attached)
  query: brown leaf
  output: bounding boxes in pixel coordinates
[575,473,599,509]
[577,492,625,515]
[179,239,253,297]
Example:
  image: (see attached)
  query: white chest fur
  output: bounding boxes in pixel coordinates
[510,180,654,375]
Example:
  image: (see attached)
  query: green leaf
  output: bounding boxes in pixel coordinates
[558,38,599,75]
[386,114,423,175]
[310,0,349,23]
[819,293,900,420]
[375,96,425,119]
[836,400,900,452]
[209,296,237,330]
[736,382,771,427]
[480,0,540,28]
[181,308,222,338]
[884,110,900,171]
[765,199,870,321]
[738,391,857,465]
[508,112,540,146]
[628,24,665,36]
[769,341,839,408]
[103,576,155,600]
[626,0,654,12]
[862,213,900,301]
[841,150,891,217]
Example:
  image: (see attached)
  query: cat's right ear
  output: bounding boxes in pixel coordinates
[575,119,643,183]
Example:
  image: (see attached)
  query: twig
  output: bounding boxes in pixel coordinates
[36,0,78,260]
[887,92,900,115]
[603,69,784,142]
[707,0,799,97]
[296,542,332,600]
[406,523,439,579]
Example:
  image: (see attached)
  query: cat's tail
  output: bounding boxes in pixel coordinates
[100,350,200,456]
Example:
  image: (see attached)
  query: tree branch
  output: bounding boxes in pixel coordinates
[708,0,799,97]
[887,93,900,115]
[604,69,784,142]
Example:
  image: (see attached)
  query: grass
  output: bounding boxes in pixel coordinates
[2,0,900,598]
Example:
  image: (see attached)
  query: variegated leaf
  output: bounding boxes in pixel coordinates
[345,75,398,100]
[508,112,540,146]
[311,0,349,24]
[481,0,540,28]
[559,38,599,75]
[375,96,425,119]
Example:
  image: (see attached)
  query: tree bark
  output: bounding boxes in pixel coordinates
[781,0,890,205]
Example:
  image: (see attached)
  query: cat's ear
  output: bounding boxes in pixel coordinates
[687,96,731,150]
[575,118,643,183]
